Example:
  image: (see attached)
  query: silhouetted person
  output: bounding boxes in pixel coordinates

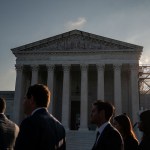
[0,97,19,150]
[14,84,66,150]
[114,114,139,150]
[138,110,150,150]
[90,100,124,150]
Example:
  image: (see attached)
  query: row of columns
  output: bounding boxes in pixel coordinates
[13,63,139,127]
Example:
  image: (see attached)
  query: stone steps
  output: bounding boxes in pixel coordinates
[66,130,96,150]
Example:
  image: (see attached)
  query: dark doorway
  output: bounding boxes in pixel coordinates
[70,101,80,130]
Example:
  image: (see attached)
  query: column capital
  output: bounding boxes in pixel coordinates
[80,64,88,71]
[47,64,55,71]
[96,64,105,71]
[113,64,122,71]
[130,64,139,71]
[62,64,71,71]
[31,65,39,71]
[15,64,23,71]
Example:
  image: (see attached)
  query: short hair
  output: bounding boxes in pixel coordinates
[0,97,6,113]
[26,84,50,108]
[140,110,150,134]
[93,100,114,120]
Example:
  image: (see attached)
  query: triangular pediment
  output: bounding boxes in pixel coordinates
[12,30,143,53]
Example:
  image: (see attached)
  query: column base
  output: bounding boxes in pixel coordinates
[65,128,70,131]
[79,128,89,131]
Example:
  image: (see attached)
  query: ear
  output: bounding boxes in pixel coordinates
[99,109,105,118]
[30,95,35,106]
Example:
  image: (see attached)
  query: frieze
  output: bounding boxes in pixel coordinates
[16,50,141,61]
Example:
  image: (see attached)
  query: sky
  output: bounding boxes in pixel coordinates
[0,0,150,91]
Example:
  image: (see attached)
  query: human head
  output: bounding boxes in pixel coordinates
[0,97,6,113]
[138,110,150,135]
[113,114,134,138]
[90,100,114,127]
[24,84,51,115]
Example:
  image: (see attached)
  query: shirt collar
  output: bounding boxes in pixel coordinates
[31,107,47,115]
[97,121,110,134]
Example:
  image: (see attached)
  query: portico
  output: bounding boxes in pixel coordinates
[11,30,143,129]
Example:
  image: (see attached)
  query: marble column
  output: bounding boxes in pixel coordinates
[13,64,23,124]
[114,64,122,115]
[79,64,88,130]
[47,64,55,114]
[130,64,139,124]
[97,64,105,100]
[31,65,39,85]
[62,65,70,130]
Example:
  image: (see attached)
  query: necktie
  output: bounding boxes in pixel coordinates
[94,131,100,146]
[92,132,100,150]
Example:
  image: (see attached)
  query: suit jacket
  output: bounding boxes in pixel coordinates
[0,114,19,150]
[14,108,66,150]
[92,124,124,150]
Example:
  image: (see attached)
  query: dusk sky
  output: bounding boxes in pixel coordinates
[0,0,150,90]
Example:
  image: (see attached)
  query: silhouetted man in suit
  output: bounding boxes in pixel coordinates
[0,97,19,150]
[90,100,124,150]
[15,84,66,150]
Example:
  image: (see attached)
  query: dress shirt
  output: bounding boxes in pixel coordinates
[96,121,110,142]
[31,107,47,115]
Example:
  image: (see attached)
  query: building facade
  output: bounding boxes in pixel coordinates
[11,30,143,130]
[0,91,14,119]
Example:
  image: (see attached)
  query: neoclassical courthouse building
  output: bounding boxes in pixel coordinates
[11,30,143,130]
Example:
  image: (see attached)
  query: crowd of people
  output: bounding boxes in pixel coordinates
[0,83,150,150]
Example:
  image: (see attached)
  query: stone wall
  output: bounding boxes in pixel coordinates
[0,91,14,120]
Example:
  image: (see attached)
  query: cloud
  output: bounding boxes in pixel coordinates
[140,55,150,65]
[65,17,87,30]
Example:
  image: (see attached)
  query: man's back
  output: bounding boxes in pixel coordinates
[15,108,66,150]
[0,114,19,150]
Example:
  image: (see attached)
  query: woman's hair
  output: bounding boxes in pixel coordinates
[114,114,138,141]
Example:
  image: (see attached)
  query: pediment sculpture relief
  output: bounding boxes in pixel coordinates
[47,35,131,51]
[25,34,132,52]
